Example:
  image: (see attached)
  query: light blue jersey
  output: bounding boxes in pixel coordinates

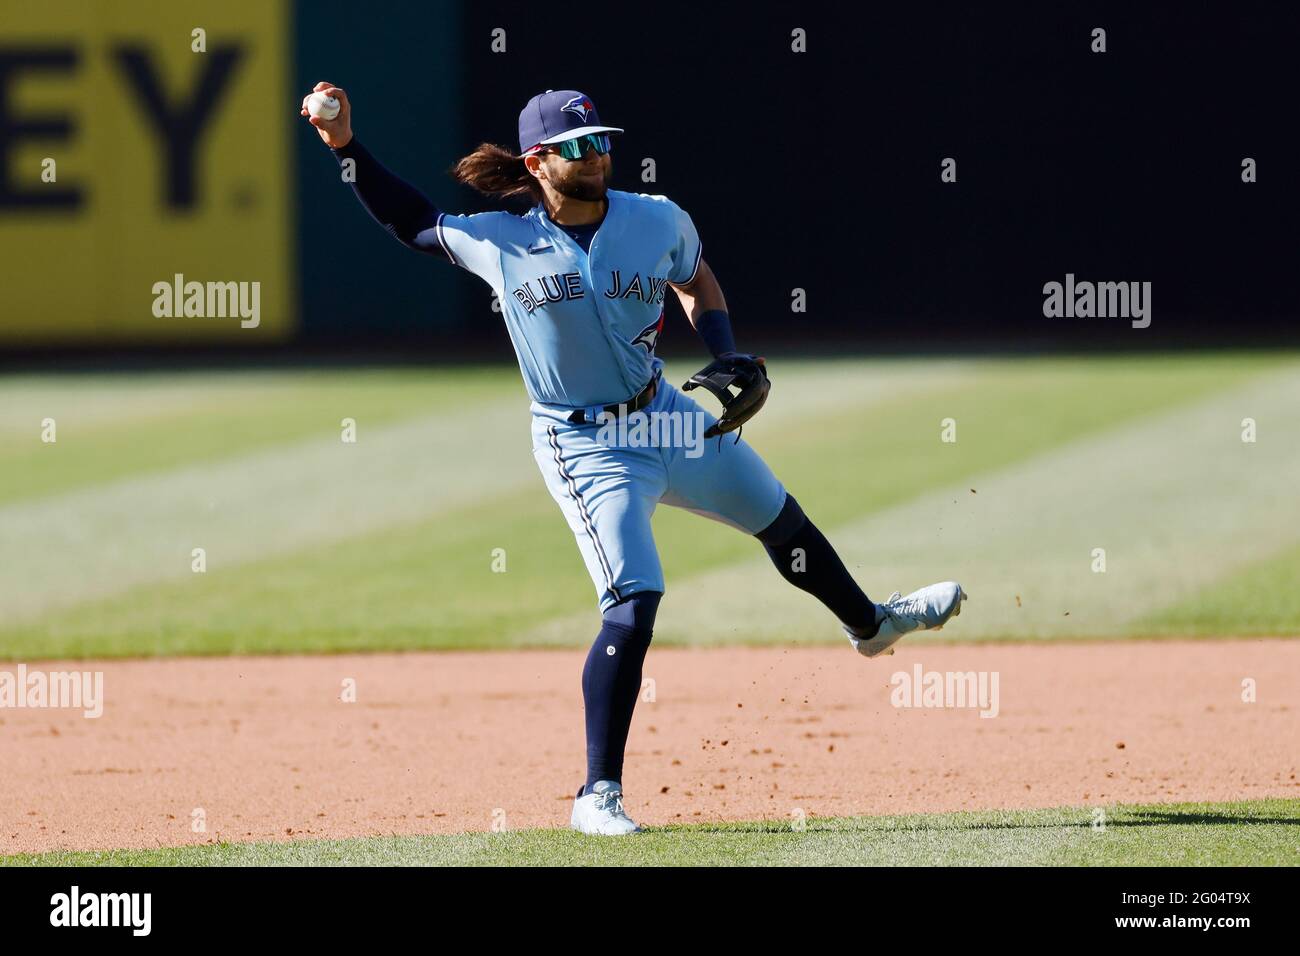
[434,189,702,410]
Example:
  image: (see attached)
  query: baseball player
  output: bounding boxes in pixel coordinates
[302,84,967,835]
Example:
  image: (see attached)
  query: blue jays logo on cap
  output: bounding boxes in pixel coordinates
[561,95,595,123]
[518,89,625,155]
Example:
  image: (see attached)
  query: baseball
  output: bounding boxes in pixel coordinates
[306,91,340,121]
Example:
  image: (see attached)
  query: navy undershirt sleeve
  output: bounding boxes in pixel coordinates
[330,138,446,258]
[694,308,738,358]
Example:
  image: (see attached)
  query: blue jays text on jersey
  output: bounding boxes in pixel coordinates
[509,270,671,314]
[433,189,702,410]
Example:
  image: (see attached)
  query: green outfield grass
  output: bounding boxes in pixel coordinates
[2,353,1298,658]
[6,799,1296,867]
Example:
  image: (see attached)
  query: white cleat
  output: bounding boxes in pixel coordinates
[844,581,967,658]
[570,780,642,836]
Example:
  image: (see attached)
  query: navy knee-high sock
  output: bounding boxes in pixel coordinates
[757,494,878,634]
[582,591,661,793]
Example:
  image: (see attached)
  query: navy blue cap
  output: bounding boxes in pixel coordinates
[518,90,623,155]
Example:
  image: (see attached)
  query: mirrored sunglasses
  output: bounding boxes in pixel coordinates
[545,133,612,161]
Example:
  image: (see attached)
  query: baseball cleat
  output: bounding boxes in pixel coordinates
[570,779,642,836]
[844,581,967,658]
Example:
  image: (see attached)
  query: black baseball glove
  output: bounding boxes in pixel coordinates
[681,352,770,439]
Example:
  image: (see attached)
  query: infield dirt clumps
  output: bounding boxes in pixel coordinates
[2,640,1297,853]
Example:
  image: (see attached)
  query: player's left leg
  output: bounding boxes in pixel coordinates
[756,494,966,656]
[753,492,876,632]
[656,382,966,655]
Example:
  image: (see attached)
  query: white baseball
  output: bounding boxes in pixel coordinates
[307,92,341,121]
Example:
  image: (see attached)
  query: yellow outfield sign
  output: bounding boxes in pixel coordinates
[0,1,293,343]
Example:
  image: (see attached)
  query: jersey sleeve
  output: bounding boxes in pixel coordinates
[666,200,703,285]
[434,212,507,288]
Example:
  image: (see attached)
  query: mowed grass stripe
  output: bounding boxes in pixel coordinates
[1,356,1277,658]
[0,398,535,622]
[5,799,1295,866]
[0,487,589,657]
[0,368,519,504]
[1139,538,1300,636]
[632,364,1300,644]
[0,362,973,649]
[1,359,956,505]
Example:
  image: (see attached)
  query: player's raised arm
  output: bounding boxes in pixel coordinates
[300,81,447,258]
[300,80,353,149]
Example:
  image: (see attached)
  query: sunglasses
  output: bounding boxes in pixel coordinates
[542,133,612,161]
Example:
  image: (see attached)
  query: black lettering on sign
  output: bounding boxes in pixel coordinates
[112,44,243,209]
[0,48,81,210]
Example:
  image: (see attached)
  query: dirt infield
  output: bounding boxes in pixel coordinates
[2,640,1297,854]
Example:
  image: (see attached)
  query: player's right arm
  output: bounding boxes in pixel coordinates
[300,81,447,259]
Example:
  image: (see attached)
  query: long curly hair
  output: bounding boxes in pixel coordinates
[450,143,542,204]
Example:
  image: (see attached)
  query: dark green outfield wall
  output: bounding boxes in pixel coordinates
[293,0,473,343]
[295,4,1299,352]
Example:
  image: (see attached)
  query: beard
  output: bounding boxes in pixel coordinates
[551,163,610,201]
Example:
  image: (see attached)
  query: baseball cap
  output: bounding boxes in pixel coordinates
[518,90,623,156]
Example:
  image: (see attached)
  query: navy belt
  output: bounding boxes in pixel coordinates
[568,372,660,424]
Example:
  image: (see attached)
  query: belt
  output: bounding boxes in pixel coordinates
[568,371,660,424]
